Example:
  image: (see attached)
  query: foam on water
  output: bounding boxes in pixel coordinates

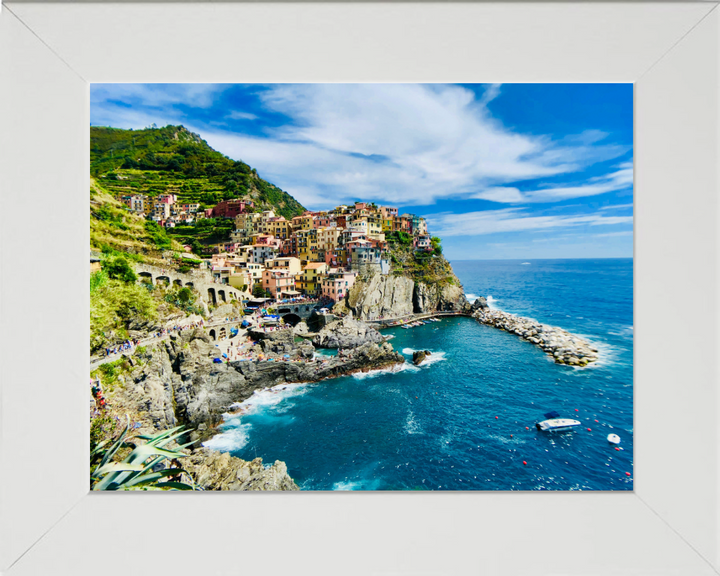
[400,348,447,367]
[404,410,423,435]
[204,382,313,450]
[203,420,251,451]
[352,362,419,379]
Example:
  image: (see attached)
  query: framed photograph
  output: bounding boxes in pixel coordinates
[1,2,718,575]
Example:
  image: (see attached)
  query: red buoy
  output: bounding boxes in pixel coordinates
[495,416,498,419]
[525,427,529,430]
[510,434,513,438]
[615,447,620,451]
[523,461,527,466]
[594,419,599,423]
[625,472,631,477]
[587,428,592,431]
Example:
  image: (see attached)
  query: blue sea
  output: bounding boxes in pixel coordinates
[205,259,633,490]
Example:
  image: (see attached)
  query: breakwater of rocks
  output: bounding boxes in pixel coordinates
[471,308,599,366]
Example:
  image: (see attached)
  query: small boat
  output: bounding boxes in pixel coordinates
[535,417,581,432]
[607,433,621,444]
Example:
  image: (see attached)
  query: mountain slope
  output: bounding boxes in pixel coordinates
[90,125,305,219]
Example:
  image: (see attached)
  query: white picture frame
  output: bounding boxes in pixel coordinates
[1,2,718,574]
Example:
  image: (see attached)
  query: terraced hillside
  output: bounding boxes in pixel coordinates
[90,125,305,220]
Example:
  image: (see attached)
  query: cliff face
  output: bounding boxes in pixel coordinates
[344,269,468,320]
[413,282,467,314]
[108,328,404,490]
[345,274,415,319]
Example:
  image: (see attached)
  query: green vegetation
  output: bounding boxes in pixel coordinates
[164,286,203,315]
[91,178,183,266]
[144,220,172,250]
[104,256,138,283]
[90,125,305,219]
[91,416,198,491]
[91,357,131,392]
[166,217,234,247]
[91,278,159,352]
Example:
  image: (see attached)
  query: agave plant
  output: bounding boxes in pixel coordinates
[91,416,200,491]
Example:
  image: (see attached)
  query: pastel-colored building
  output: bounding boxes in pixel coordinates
[262,268,297,298]
[320,270,357,302]
[298,262,328,296]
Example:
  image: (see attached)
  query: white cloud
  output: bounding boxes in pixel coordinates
[425,208,633,237]
[469,187,525,203]
[522,162,633,202]
[226,110,258,121]
[90,83,632,210]
[91,83,226,110]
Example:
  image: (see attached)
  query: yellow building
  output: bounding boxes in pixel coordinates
[297,262,328,296]
[296,228,320,261]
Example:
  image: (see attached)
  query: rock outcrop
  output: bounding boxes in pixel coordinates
[413,282,468,314]
[311,315,384,349]
[412,350,431,365]
[472,308,599,366]
[345,274,415,320]
[183,448,299,491]
[344,271,469,320]
[123,330,404,435]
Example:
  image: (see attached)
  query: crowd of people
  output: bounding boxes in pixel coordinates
[90,377,107,410]
[151,320,205,339]
[104,339,140,357]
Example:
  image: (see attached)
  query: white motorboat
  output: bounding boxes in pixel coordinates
[535,418,581,432]
[607,433,621,444]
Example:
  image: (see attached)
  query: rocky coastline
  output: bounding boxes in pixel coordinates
[97,321,405,490]
[468,298,599,366]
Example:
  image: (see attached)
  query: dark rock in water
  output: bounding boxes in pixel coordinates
[471,297,489,311]
[412,350,431,365]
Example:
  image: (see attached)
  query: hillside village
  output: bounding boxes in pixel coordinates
[116,192,436,306]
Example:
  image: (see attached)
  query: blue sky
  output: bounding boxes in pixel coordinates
[91,83,633,260]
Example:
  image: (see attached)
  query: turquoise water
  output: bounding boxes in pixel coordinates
[205,259,633,490]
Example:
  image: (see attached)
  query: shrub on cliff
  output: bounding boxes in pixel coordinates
[104,256,138,283]
[91,279,158,352]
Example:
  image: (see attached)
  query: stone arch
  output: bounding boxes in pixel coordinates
[173,279,183,287]
[209,329,216,340]
[185,282,194,288]
[207,287,217,305]
[294,307,299,313]
[138,272,154,284]
[218,289,227,303]
[156,276,170,286]
[230,292,236,300]
[219,327,227,339]
[282,313,302,326]
[278,307,292,314]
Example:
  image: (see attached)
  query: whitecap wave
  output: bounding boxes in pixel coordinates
[332,478,383,491]
[465,293,480,302]
[405,410,423,435]
[352,362,419,379]
[400,348,447,367]
[202,420,251,451]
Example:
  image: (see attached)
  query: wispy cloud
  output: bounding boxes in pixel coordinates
[91,83,631,209]
[425,208,633,237]
[226,110,258,121]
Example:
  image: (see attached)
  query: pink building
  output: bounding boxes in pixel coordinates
[262,268,296,298]
[320,270,356,302]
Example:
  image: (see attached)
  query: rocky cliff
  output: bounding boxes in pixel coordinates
[343,270,469,320]
[344,274,415,319]
[104,327,404,490]
[312,315,384,348]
